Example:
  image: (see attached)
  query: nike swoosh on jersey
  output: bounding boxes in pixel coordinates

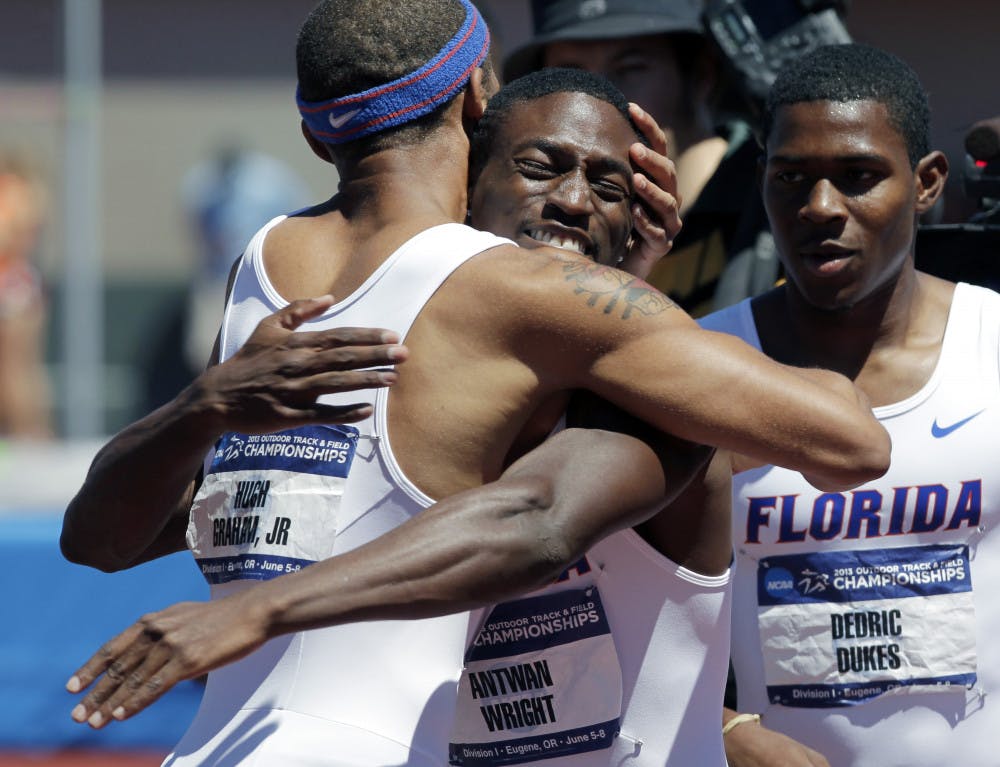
[931,409,986,438]
[328,108,361,129]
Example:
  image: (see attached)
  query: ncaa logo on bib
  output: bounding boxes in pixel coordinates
[763,567,796,598]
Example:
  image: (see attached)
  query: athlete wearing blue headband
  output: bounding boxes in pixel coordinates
[298,0,490,144]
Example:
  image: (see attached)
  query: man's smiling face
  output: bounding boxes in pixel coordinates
[469,90,636,266]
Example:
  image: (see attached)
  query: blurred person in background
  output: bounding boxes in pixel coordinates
[0,149,52,439]
[503,0,775,315]
[179,145,311,372]
[144,146,310,411]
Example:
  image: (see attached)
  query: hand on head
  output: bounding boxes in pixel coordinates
[619,102,682,280]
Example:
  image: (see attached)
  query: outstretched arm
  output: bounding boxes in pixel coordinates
[588,320,888,491]
[66,427,670,727]
[60,295,408,572]
[478,247,890,491]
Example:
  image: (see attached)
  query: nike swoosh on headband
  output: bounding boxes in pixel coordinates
[931,409,986,438]
[329,108,361,129]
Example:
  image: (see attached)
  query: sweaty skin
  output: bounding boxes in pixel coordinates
[61,67,889,731]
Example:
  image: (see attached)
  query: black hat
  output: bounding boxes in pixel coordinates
[503,0,705,83]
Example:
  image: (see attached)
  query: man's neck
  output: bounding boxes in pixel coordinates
[335,135,470,228]
[754,263,954,407]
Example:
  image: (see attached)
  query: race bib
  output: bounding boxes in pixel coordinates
[757,544,977,707]
[187,425,358,584]
[449,586,622,766]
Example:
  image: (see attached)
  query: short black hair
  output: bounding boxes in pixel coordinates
[296,0,489,156]
[469,67,645,184]
[761,43,930,168]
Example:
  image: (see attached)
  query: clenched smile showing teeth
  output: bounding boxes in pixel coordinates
[526,228,590,256]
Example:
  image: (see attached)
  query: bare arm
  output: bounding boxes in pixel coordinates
[590,322,887,490]
[66,427,670,727]
[490,250,889,491]
[60,295,408,572]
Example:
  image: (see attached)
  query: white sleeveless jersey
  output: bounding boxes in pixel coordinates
[700,282,1000,767]
[169,217,512,767]
[450,531,732,767]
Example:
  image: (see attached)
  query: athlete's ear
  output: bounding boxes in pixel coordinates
[915,150,948,214]
[301,121,335,165]
[463,66,495,123]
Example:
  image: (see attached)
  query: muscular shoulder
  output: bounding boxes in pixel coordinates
[450,243,682,338]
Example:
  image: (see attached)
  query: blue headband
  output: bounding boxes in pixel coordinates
[297,0,490,145]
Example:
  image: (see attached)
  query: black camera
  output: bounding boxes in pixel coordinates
[703,0,851,119]
[962,119,1000,215]
[916,118,1000,292]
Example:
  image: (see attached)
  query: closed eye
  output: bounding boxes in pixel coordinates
[515,159,556,179]
[591,178,628,202]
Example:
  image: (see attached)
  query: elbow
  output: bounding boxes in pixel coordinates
[809,427,892,492]
[59,518,129,573]
[849,421,892,486]
[59,536,120,573]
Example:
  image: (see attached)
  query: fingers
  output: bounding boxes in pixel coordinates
[629,139,678,202]
[618,176,680,279]
[270,295,338,331]
[83,649,176,728]
[250,322,409,375]
[206,299,412,435]
[627,102,681,236]
[66,623,145,695]
[255,298,406,350]
[629,102,668,155]
[283,330,408,367]
[285,325,404,352]
[634,170,682,243]
[67,623,159,728]
[282,359,404,393]
[294,367,399,396]
[621,104,682,279]
[247,348,405,399]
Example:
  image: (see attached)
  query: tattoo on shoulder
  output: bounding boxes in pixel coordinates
[561,261,677,318]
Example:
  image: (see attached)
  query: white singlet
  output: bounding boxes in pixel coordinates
[450,532,731,767]
[168,216,511,767]
[700,282,1000,767]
